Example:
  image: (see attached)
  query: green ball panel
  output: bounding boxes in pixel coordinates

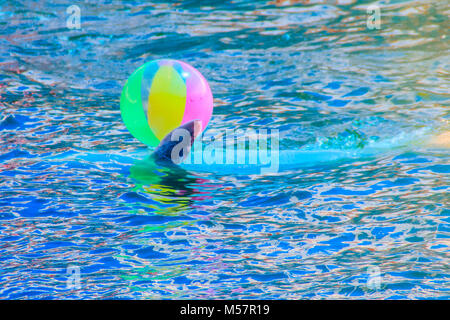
[120,64,160,147]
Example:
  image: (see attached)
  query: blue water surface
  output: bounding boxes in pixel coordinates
[0,0,449,299]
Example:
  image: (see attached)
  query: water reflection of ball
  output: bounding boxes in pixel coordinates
[120,59,213,147]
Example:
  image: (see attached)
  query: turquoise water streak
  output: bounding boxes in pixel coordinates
[0,1,449,299]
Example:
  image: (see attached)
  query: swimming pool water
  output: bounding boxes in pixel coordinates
[0,0,449,299]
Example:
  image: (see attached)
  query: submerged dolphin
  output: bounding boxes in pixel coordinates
[149,122,449,175]
[42,121,448,177]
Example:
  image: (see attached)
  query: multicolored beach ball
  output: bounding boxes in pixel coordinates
[120,59,213,147]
